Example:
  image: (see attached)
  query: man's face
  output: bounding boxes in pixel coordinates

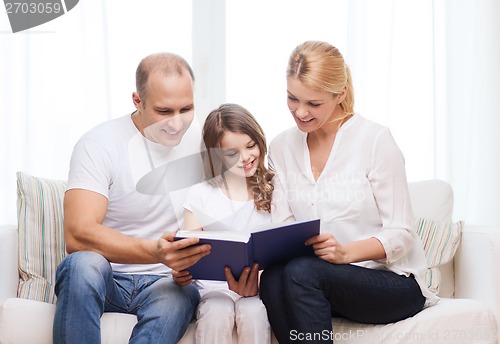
[134,71,194,147]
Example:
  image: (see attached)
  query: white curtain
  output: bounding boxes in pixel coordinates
[225,0,436,180]
[437,0,500,225]
[225,0,500,226]
[1,0,499,226]
[0,1,192,224]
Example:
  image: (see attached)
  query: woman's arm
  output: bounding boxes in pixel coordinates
[368,128,416,264]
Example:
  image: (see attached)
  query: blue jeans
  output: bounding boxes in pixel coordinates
[53,251,200,344]
[259,257,425,344]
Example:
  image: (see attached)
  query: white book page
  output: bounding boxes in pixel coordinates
[251,218,312,233]
[176,229,250,243]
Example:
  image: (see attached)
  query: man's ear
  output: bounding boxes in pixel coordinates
[132,92,142,110]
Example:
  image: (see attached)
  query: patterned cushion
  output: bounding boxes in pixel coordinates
[16,172,67,303]
[415,217,463,294]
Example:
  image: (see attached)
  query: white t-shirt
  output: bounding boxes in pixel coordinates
[269,114,437,304]
[183,181,272,296]
[183,181,271,233]
[67,113,204,275]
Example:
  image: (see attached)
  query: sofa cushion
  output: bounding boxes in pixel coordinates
[0,298,230,343]
[416,218,463,294]
[16,172,67,303]
[1,297,496,344]
[408,179,459,297]
[331,298,497,344]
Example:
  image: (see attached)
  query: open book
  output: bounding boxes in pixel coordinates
[175,218,320,281]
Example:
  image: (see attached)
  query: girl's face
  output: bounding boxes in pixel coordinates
[286,77,343,133]
[219,131,260,179]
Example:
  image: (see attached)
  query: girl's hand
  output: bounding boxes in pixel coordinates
[225,263,259,297]
[172,269,193,286]
[306,233,350,264]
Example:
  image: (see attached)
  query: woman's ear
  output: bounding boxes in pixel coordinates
[337,85,348,104]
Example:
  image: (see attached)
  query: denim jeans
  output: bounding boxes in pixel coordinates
[259,257,425,344]
[53,251,200,344]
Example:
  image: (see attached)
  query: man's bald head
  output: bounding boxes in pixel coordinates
[135,53,194,106]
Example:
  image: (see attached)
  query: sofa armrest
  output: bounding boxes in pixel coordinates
[454,225,500,326]
[0,225,19,303]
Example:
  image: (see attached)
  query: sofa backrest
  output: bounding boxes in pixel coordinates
[12,174,459,304]
[409,180,453,222]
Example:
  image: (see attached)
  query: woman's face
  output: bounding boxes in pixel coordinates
[219,131,261,179]
[287,77,342,133]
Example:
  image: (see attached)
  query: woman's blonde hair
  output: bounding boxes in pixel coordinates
[287,41,354,115]
[202,103,274,212]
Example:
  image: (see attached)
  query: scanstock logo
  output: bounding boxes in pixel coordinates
[4,0,79,33]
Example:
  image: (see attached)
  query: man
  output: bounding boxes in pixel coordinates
[53,53,211,344]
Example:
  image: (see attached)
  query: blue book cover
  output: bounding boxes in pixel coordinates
[175,218,320,281]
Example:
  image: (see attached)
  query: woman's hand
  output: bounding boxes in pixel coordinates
[306,233,350,264]
[306,234,386,264]
[225,263,259,297]
[172,269,193,286]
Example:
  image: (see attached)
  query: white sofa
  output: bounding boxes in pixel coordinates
[0,178,499,343]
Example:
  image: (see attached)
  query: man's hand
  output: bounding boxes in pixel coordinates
[157,232,211,271]
[172,269,193,286]
[63,189,212,267]
[225,263,259,297]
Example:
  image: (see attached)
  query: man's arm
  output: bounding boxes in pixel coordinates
[64,188,211,271]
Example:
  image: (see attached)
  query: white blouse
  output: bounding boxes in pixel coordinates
[269,114,437,304]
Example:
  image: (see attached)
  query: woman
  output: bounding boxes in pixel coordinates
[259,41,437,344]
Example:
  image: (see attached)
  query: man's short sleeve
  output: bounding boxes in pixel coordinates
[67,137,113,199]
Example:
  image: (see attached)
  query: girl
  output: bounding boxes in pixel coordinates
[174,103,273,344]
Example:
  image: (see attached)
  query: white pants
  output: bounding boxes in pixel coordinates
[195,287,271,344]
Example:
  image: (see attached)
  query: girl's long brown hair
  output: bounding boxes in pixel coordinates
[202,103,274,212]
